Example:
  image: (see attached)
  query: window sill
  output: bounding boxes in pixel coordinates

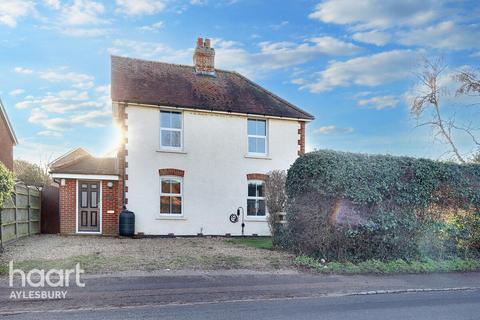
[245,217,268,222]
[157,149,187,154]
[244,154,271,160]
[157,215,186,220]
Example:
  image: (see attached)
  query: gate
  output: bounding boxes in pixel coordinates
[41,185,60,234]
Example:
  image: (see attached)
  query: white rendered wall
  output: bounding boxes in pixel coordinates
[126,105,301,236]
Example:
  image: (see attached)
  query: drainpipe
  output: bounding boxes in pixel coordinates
[122,103,127,209]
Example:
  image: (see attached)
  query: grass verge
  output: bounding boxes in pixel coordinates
[294,255,480,274]
[225,237,273,250]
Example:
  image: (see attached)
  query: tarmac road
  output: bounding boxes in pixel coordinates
[1,271,479,319]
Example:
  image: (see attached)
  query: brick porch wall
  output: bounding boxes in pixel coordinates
[102,180,120,235]
[59,179,76,235]
[59,179,120,235]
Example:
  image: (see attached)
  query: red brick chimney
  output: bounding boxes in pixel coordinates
[193,37,215,76]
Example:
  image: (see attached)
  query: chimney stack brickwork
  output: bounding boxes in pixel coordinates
[193,37,215,75]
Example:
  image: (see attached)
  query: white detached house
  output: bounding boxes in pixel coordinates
[51,37,313,236]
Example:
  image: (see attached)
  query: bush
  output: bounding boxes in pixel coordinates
[0,163,14,208]
[265,170,288,241]
[281,150,480,261]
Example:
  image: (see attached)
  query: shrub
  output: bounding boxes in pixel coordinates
[265,170,287,240]
[282,150,480,261]
[0,163,14,208]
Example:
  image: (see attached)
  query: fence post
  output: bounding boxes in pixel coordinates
[27,186,31,237]
[14,184,18,239]
[0,205,3,250]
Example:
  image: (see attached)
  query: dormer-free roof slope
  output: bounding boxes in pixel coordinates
[50,148,118,176]
[111,55,314,121]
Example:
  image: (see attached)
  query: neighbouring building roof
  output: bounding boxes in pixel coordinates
[0,98,18,145]
[111,55,314,121]
[50,149,118,176]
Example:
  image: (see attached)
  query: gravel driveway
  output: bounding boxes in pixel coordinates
[0,235,295,274]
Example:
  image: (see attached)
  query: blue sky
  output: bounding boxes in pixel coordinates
[0,0,479,164]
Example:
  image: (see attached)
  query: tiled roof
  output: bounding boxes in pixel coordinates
[50,151,118,176]
[111,56,314,120]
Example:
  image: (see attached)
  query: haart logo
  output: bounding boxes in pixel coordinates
[8,261,85,300]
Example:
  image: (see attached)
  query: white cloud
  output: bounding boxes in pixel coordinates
[9,89,25,96]
[108,39,192,64]
[109,37,361,78]
[38,130,62,137]
[309,0,442,30]
[28,108,69,131]
[43,0,60,9]
[14,67,34,74]
[139,21,164,32]
[71,110,110,127]
[62,27,108,37]
[352,30,390,46]
[357,95,399,110]
[115,0,166,16]
[313,125,354,135]
[16,90,90,113]
[60,0,105,26]
[20,83,111,132]
[397,21,480,50]
[0,0,35,28]
[304,49,418,92]
[39,69,94,85]
[214,37,361,78]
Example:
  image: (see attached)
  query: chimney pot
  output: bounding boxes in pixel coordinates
[193,37,215,76]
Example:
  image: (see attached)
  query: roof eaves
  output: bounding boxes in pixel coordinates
[231,72,315,121]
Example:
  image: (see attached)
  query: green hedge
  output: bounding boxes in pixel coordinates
[0,163,14,208]
[280,150,480,261]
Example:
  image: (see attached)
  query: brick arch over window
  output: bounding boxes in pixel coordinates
[246,173,267,181]
[159,168,185,177]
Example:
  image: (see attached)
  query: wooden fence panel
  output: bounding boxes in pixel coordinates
[0,182,41,247]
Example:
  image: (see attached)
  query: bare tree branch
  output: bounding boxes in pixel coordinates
[410,57,467,163]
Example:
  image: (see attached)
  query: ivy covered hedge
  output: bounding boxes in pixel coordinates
[278,150,480,261]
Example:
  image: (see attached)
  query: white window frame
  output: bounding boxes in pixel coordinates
[246,180,267,219]
[160,110,183,151]
[247,118,268,156]
[160,176,183,216]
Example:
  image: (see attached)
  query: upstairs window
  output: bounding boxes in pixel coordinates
[247,180,266,217]
[160,177,182,215]
[248,119,267,155]
[160,111,182,150]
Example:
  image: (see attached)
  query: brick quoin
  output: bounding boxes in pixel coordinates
[298,121,306,156]
[159,168,185,177]
[116,103,127,215]
[246,173,268,181]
